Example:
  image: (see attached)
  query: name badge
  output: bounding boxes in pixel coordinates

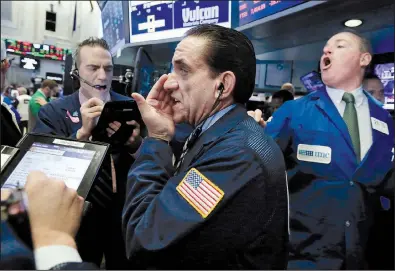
[297,144,332,164]
[371,117,389,135]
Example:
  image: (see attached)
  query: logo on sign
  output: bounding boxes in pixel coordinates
[182,5,219,27]
[138,15,166,33]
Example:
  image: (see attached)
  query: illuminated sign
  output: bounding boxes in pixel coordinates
[3,38,72,61]
[20,57,40,70]
[129,1,231,44]
[239,0,306,26]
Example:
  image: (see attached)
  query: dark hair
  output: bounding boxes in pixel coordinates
[363,73,380,80]
[41,79,58,89]
[272,89,294,102]
[74,37,110,68]
[184,24,256,104]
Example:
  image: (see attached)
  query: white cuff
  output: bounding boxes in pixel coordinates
[34,245,82,270]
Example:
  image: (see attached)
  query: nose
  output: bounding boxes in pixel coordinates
[323,44,332,55]
[164,73,179,91]
[97,67,107,81]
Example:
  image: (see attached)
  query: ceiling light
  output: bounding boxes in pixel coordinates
[344,19,363,27]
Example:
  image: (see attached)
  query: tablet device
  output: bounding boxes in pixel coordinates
[91,100,143,145]
[0,133,110,199]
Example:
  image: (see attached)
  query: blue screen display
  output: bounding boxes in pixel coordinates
[101,1,125,54]
[375,63,394,106]
[239,0,306,26]
[300,71,325,92]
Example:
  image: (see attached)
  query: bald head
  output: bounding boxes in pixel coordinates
[281,83,295,95]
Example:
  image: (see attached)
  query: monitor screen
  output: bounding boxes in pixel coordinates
[101,1,126,55]
[374,63,394,107]
[300,71,325,92]
[3,142,96,190]
[129,1,231,44]
[132,48,155,98]
[239,0,307,26]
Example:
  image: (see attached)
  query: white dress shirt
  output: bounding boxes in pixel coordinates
[326,86,373,160]
[34,245,82,270]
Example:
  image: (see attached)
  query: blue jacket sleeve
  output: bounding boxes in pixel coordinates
[265,101,293,151]
[34,104,77,139]
[122,136,281,267]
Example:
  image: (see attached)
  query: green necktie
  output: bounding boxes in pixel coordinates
[342,92,360,162]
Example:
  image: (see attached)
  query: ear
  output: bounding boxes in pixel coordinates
[215,71,236,100]
[360,52,372,68]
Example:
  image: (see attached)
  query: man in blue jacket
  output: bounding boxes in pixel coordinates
[33,37,141,269]
[249,30,394,269]
[123,24,289,269]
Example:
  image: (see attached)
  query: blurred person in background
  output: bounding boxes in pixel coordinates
[281,82,295,96]
[0,40,22,146]
[28,79,57,132]
[363,73,385,105]
[29,79,57,118]
[17,86,32,133]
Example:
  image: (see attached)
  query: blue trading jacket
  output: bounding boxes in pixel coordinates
[265,89,394,269]
[122,104,289,269]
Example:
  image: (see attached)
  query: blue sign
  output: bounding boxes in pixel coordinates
[173,0,229,29]
[239,0,306,26]
[129,1,230,44]
[131,2,173,35]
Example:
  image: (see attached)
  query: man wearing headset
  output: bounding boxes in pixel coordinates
[33,37,140,269]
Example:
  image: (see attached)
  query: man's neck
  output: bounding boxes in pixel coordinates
[330,75,364,92]
[192,100,234,127]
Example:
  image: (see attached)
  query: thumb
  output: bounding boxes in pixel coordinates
[132,93,150,114]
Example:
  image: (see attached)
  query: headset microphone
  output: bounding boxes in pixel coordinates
[70,70,98,89]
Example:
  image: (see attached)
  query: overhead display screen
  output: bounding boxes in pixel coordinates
[3,38,72,61]
[129,1,231,44]
[374,63,394,108]
[239,0,307,26]
[101,0,126,55]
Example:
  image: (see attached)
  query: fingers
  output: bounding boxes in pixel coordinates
[132,93,151,116]
[1,189,13,200]
[82,98,104,109]
[84,105,103,114]
[146,74,168,100]
[247,111,255,118]
[109,121,121,132]
[26,171,49,191]
[259,119,267,128]
[253,109,262,122]
[126,120,138,127]
[106,128,115,137]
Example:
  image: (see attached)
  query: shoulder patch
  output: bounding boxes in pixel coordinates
[176,168,224,218]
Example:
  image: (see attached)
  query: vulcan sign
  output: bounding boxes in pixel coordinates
[129,1,230,44]
[181,5,220,27]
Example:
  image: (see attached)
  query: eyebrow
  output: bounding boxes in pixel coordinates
[86,64,113,69]
[173,59,190,69]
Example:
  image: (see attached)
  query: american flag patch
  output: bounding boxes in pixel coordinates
[176,168,224,218]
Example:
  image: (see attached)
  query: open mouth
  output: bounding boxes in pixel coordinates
[322,56,331,70]
[94,85,107,91]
